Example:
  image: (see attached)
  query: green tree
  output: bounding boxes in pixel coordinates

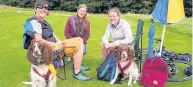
[0,0,191,17]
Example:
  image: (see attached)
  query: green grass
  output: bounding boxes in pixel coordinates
[0,5,192,87]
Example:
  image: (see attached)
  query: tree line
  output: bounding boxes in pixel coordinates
[0,0,191,17]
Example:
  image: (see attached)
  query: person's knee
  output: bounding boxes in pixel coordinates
[74,51,83,59]
[101,43,109,52]
[77,37,83,42]
[101,43,105,49]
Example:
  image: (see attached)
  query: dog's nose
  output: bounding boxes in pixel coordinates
[34,50,41,56]
[122,54,126,57]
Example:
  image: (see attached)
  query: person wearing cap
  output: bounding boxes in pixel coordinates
[101,8,134,59]
[31,0,60,45]
[64,4,90,72]
[26,0,92,81]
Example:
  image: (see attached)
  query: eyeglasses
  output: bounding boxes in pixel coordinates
[37,5,48,10]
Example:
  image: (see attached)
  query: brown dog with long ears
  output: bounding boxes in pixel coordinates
[27,40,56,87]
[110,44,139,86]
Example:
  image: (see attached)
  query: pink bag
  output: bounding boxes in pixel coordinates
[140,57,168,87]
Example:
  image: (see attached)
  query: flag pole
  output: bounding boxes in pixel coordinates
[158,25,166,56]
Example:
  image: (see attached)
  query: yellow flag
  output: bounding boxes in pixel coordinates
[167,0,185,23]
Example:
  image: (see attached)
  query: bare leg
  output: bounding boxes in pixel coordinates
[101,43,110,60]
[73,39,84,74]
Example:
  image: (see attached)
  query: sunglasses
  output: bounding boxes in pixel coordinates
[37,5,48,10]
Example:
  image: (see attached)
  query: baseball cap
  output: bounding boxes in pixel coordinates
[34,0,48,9]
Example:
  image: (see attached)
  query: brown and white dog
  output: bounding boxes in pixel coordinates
[26,40,56,87]
[110,44,139,86]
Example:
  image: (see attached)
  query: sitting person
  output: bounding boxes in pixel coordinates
[64,4,90,71]
[53,37,92,80]
[26,0,91,81]
[101,8,134,59]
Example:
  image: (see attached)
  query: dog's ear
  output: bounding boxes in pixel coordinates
[127,45,134,59]
[116,46,121,60]
[42,43,55,65]
[27,39,36,50]
[27,40,39,65]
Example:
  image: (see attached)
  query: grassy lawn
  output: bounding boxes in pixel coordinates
[0,5,192,87]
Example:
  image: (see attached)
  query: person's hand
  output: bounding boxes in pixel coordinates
[60,41,66,47]
[48,42,56,47]
[109,42,117,48]
[108,42,118,50]
[56,40,62,44]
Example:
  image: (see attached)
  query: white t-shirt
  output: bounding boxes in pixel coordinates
[30,20,42,34]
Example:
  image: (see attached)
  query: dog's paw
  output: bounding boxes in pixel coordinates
[127,83,132,86]
[21,81,32,85]
[133,80,137,84]
[110,80,115,84]
[121,77,126,81]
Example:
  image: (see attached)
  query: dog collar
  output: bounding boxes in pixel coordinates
[118,57,132,74]
[32,67,52,82]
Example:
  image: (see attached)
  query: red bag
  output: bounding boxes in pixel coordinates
[140,57,168,87]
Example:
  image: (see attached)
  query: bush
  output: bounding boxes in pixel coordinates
[0,0,191,17]
[60,0,77,12]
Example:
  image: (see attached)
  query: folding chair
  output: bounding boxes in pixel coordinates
[54,56,67,80]
[132,19,144,72]
[61,56,67,80]
[53,48,67,80]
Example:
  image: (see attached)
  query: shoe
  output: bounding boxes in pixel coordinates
[73,71,92,81]
[81,64,90,71]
